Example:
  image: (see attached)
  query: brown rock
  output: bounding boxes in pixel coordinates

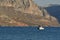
[0,0,59,27]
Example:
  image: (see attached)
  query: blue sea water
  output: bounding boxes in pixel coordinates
[0,26,60,40]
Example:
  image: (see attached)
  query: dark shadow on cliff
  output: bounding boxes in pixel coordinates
[45,4,60,23]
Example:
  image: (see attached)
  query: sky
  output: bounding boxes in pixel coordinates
[34,0,60,6]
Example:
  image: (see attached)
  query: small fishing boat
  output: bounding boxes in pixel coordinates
[39,26,44,30]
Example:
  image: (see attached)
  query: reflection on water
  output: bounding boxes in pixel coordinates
[0,26,60,40]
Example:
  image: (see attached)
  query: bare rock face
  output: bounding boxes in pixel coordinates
[0,0,59,26]
[0,0,43,16]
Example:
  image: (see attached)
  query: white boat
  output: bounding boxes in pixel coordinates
[39,26,44,30]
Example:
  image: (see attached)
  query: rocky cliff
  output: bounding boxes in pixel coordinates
[0,0,59,26]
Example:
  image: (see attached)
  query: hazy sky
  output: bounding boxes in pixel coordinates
[34,0,60,6]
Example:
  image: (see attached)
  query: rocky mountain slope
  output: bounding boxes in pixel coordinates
[45,4,60,23]
[0,0,59,26]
